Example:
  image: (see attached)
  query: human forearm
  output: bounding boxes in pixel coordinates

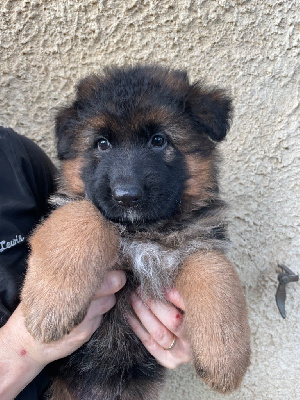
[0,308,45,400]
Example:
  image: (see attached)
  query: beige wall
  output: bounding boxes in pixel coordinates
[1,1,299,399]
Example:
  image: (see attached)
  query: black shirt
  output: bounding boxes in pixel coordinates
[0,126,56,399]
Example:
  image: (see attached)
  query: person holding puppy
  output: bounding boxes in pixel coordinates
[0,126,191,400]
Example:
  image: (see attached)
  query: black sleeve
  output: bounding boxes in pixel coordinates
[0,127,56,399]
[0,126,57,307]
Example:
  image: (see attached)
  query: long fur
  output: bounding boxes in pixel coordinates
[20,65,250,400]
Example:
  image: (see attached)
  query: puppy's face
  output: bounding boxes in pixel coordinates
[83,121,187,225]
[56,66,232,228]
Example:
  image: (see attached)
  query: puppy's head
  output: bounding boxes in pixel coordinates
[56,66,232,228]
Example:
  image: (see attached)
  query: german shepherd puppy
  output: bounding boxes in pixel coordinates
[21,65,250,400]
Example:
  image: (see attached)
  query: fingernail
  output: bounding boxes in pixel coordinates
[109,272,126,292]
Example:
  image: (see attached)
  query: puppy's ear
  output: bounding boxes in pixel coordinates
[55,106,79,160]
[55,74,102,160]
[188,84,233,142]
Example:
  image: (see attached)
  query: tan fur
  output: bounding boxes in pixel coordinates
[184,154,216,200]
[61,158,85,195]
[85,109,174,137]
[84,115,107,131]
[175,251,251,393]
[20,66,250,398]
[133,108,174,129]
[21,200,119,342]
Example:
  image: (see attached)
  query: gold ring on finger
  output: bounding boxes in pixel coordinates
[163,334,176,350]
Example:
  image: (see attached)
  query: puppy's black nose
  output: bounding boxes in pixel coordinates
[112,186,142,207]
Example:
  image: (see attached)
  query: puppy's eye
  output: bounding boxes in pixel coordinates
[150,134,166,148]
[97,138,111,151]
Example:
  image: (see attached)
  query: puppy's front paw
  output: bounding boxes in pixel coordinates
[21,200,119,342]
[21,285,90,342]
[176,251,251,393]
[191,325,251,393]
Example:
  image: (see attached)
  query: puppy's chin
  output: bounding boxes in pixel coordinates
[102,209,157,231]
[88,192,182,230]
[94,203,173,231]
[110,208,145,226]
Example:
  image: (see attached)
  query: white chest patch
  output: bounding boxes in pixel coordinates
[120,239,182,299]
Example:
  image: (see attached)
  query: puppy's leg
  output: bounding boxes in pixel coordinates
[21,200,119,342]
[176,251,250,393]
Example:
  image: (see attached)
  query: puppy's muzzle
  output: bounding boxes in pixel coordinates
[112,185,143,207]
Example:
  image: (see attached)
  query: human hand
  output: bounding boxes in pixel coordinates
[128,288,192,369]
[0,270,126,400]
[4,270,126,367]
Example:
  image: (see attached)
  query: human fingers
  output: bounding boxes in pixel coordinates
[164,288,185,311]
[85,294,117,321]
[93,270,126,299]
[129,293,191,369]
[130,293,177,350]
[13,289,118,366]
[127,311,191,369]
[43,293,117,358]
[145,297,186,338]
[39,295,117,362]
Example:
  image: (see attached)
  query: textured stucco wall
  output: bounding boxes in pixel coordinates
[1,1,299,399]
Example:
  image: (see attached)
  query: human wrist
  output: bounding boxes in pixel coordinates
[1,306,46,369]
[0,309,45,399]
